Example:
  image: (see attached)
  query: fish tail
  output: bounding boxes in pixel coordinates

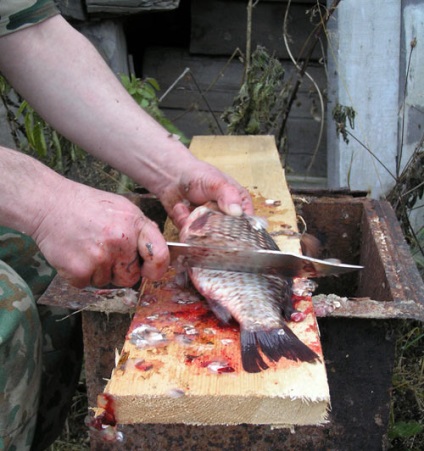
[240,325,319,373]
[240,329,269,373]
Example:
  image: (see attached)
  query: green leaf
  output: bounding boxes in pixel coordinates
[145,77,160,91]
[33,121,47,157]
[51,131,64,172]
[0,75,11,96]
[389,421,424,439]
[119,73,130,89]
[24,113,35,148]
[16,100,30,118]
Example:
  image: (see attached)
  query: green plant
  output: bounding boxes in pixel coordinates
[120,74,189,145]
[411,227,424,271]
[221,46,287,135]
[0,73,189,192]
[16,99,86,174]
[332,104,356,144]
[389,421,423,441]
[1,75,87,175]
[389,322,424,449]
[222,0,337,168]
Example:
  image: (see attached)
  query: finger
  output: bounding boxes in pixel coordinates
[111,253,142,287]
[137,221,170,281]
[240,190,255,215]
[91,263,113,287]
[170,202,192,230]
[58,258,93,289]
[213,184,254,217]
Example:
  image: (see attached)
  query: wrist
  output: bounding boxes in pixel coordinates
[130,136,198,197]
[0,147,67,237]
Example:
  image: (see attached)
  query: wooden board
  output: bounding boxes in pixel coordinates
[96,136,330,426]
[85,0,180,15]
[190,0,322,60]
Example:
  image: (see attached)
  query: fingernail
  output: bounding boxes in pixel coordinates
[228,203,243,216]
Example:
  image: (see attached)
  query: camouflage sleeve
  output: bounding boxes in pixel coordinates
[0,0,59,37]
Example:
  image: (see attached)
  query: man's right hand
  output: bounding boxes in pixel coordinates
[32,180,170,288]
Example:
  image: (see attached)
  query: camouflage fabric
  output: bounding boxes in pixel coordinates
[0,0,59,37]
[0,227,83,451]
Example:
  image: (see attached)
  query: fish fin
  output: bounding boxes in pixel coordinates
[240,325,319,373]
[240,330,269,373]
[256,325,320,363]
[205,298,233,324]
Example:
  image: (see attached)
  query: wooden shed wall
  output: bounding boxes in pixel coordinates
[124,0,327,180]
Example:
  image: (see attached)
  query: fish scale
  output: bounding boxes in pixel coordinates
[180,204,319,373]
[187,209,278,251]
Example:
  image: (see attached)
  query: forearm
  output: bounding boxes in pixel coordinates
[0,15,196,196]
[0,146,64,235]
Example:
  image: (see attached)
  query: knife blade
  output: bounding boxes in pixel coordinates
[167,242,363,278]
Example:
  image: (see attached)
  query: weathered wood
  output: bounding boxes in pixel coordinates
[190,0,322,60]
[326,0,401,198]
[57,0,87,21]
[142,47,327,177]
[154,111,326,177]
[97,136,329,426]
[144,48,326,117]
[85,0,180,15]
[312,294,424,321]
[358,199,424,306]
[75,20,129,76]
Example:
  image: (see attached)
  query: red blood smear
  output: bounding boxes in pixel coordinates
[200,360,236,374]
[218,366,235,373]
[92,394,117,428]
[292,294,306,304]
[135,361,154,371]
[185,354,199,363]
[291,311,307,322]
[293,295,314,316]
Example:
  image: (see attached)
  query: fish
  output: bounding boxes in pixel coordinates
[179,203,320,373]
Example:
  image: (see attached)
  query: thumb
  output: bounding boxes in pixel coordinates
[137,221,170,280]
[212,184,253,217]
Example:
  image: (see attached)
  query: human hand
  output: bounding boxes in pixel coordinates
[157,159,254,229]
[32,180,169,288]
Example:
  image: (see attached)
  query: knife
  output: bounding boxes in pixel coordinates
[167,242,363,278]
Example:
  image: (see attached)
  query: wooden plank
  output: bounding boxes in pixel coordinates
[326,1,401,198]
[190,0,323,60]
[76,21,129,76]
[142,47,327,178]
[97,136,329,426]
[158,109,327,177]
[144,47,326,117]
[86,0,180,15]
[57,0,86,21]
